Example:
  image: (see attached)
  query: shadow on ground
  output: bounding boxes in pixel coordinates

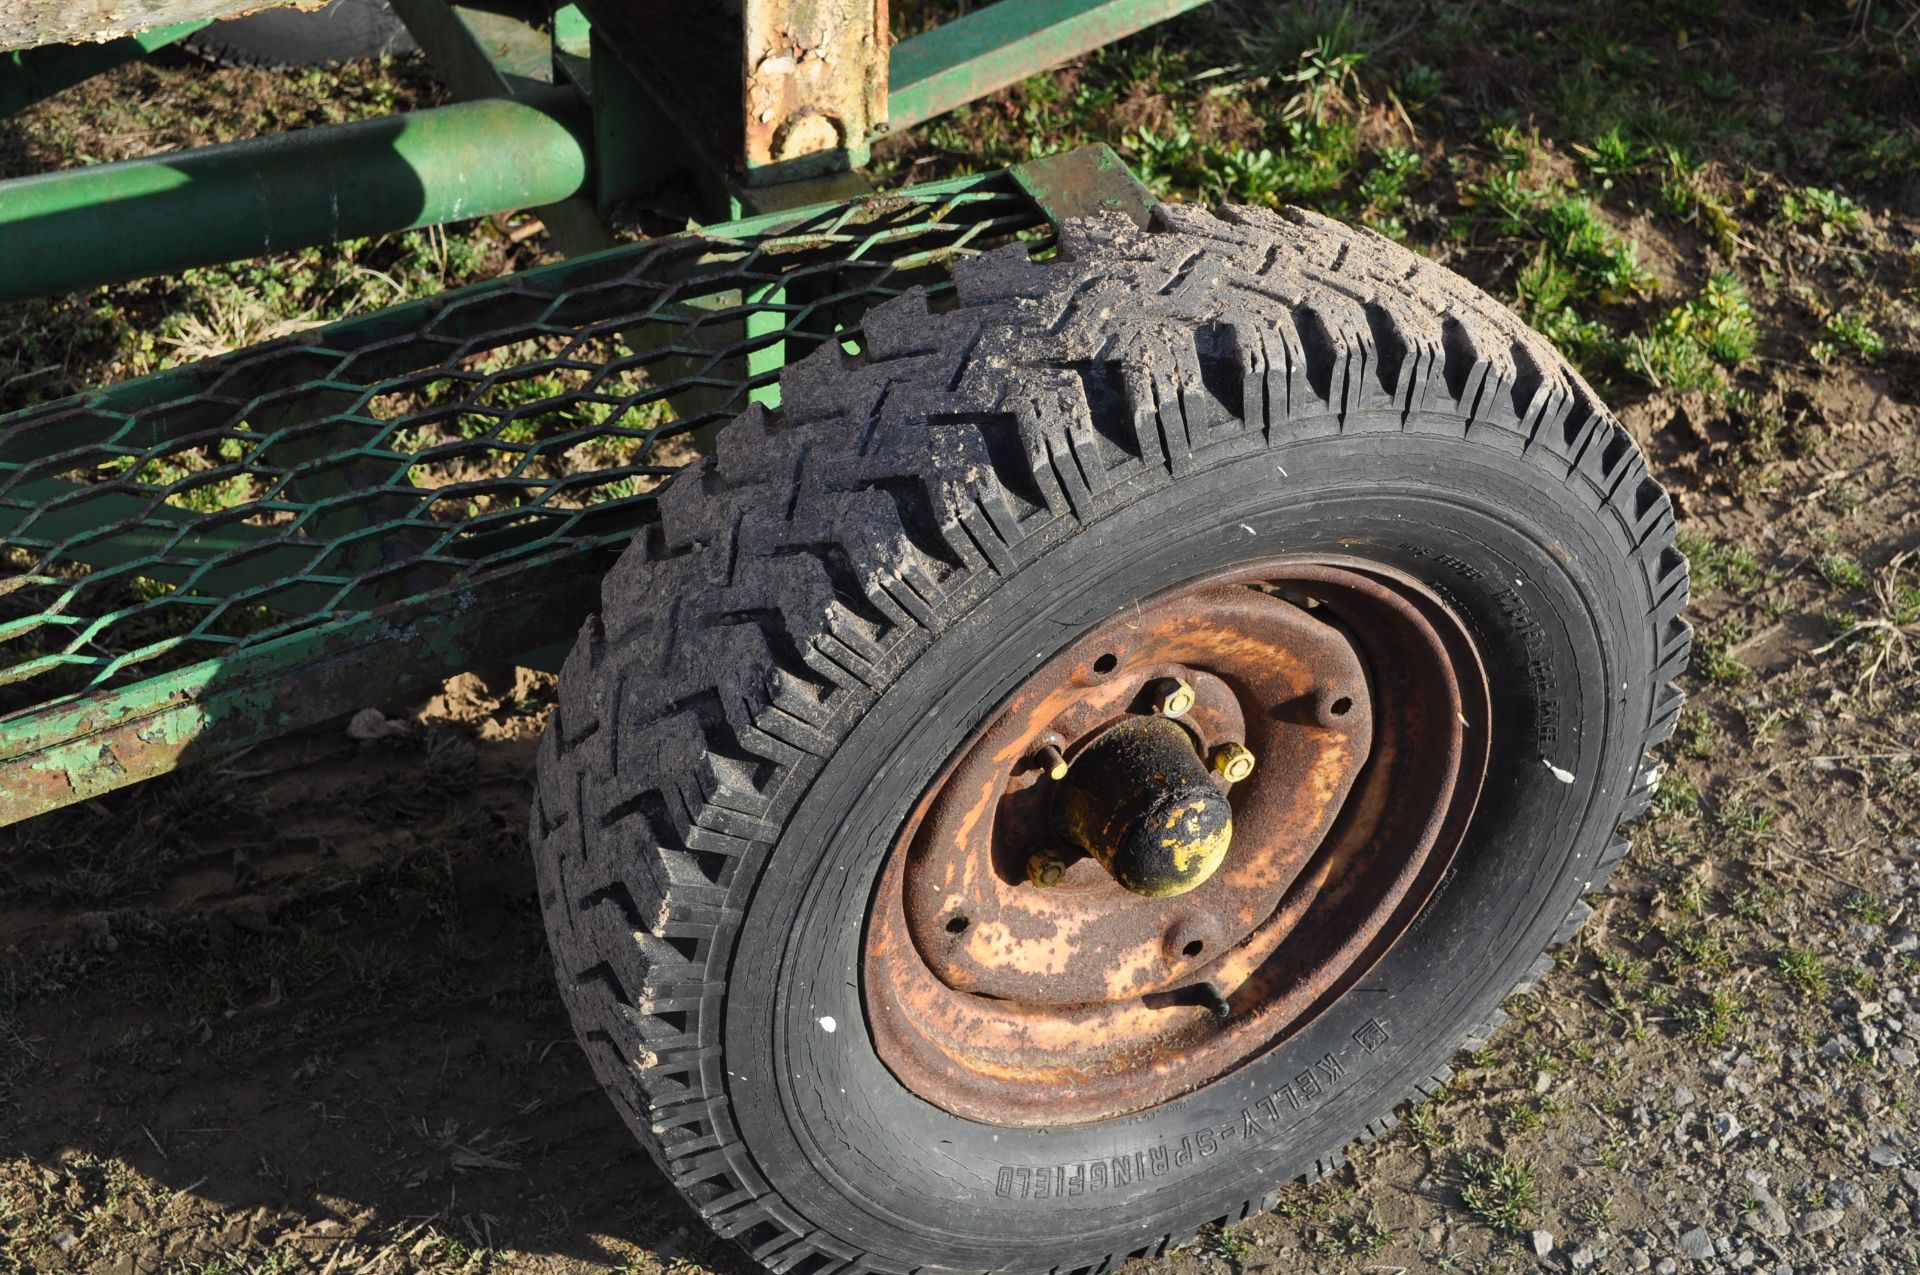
[0,675,750,1274]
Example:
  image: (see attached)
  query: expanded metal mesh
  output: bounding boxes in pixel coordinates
[0,175,1046,721]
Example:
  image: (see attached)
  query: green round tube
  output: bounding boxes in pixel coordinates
[0,85,592,302]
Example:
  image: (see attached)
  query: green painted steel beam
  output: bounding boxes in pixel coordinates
[0,85,592,303]
[0,565,601,823]
[1,20,210,118]
[888,0,1212,133]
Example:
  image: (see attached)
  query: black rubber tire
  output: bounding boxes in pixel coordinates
[531,203,1691,1275]
[183,0,415,68]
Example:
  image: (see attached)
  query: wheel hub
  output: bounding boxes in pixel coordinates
[862,557,1490,1126]
[1052,714,1237,899]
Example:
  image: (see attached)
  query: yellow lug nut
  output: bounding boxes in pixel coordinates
[1154,677,1196,718]
[1026,852,1068,888]
[1211,742,1256,783]
[1037,744,1070,781]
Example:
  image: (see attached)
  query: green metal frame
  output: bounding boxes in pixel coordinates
[0,0,1206,300]
[0,147,1155,825]
[0,19,209,117]
[0,0,1189,828]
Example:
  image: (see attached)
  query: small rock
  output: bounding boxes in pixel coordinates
[1627,1249,1652,1272]
[1831,1180,1867,1208]
[1799,1207,1844,1234]
[1673,1085,1697,1108]
[1862,1024,1882,1049]
[1713,1111,1744,1142]
[76,911,117,953]
[1531,1230,1555,1257]
[346,706,401,740]
[1820,1036,1852,1060]
[52,1231,78,1254]
[1569,1244,1595,1269]
[1656,1260,1679,1275]
[1741,1186,1790,1238]
[1892,1046,1919,1068]
[1891,928,1919,954]
[1679,1227,1715,1261]
[1870,1145,1905,1168]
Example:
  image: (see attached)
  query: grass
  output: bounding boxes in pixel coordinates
[1815,309,1887,361]
[1675,989,1742,1047]
[1676,530,1763,596]
[1778,947,1830,1001]
[1458,1151,1540,1233]
[1625,271,1759,394]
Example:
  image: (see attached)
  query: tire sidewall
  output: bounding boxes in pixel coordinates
[723,422,1649,1268]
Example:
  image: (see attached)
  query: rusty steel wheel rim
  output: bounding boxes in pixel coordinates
[861,556,1493,1126]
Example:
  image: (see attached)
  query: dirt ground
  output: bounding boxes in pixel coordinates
[4,2,1920,1273]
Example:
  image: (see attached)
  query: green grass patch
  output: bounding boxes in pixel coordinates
[1458,1150,1539,1233]
[1777,947,1828,1001]
[1819,553,1871,591]
[1813,309,1886,362]
[1624,270,1757,393]
[1677,528,1763,596]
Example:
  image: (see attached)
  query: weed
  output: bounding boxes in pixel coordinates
[1777,947,1829,1001]
[1397,62,1446,108]
[1675,989,1741,1046]
[1668,867,1711,915]
[1844,892,1892,926]
[1816,309,1885,360]
[1696,622,1753,686]
[1406,1100,1452,1152]
[1241,2,1379,70]
[1598,948,1650,985]
[1730,882,1783,923]
[1207,1225,1253,1261]
[1458,1151,1540,1233]
[1675,710,1720,761]
[1331,1214,1393,1256]
[1664,925,1734,976]
[1820,553,1871,591]
[1677,529,1763,596]
[1778,186,1861,236]
[1503,1103,1544,1134]
[1716,800,1775,845]
[1658,149,1741,255]
[1576,127,1641,186]
[1626,271,1757,393]
[1576,1194,1616,1231]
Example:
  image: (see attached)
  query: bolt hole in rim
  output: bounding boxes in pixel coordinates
[862,556,1492,1126]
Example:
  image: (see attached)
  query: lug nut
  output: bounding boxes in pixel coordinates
[1026,852,1069,888]
[1036,744,1070,781]
[1152,677,1196,718]
[1211,742,1256,783]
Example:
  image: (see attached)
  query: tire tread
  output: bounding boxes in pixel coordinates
[531,202,1689,1272]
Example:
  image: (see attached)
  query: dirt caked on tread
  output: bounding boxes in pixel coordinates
[531,203,1690,1274]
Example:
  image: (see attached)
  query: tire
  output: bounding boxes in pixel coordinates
[183,0,415,68]
[531,203,1690,1274]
